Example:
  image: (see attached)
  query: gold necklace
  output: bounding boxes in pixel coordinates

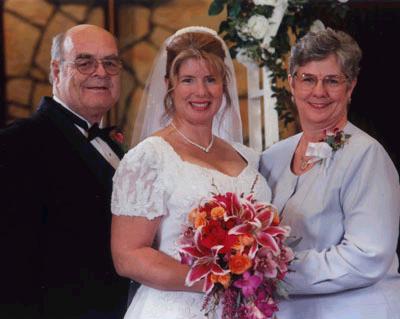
[296,137,314,171]
[300,156,312,170]
[170,122,215,153]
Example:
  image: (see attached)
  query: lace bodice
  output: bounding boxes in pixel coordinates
[111,136,272,318]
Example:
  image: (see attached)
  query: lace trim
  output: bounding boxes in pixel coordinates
[111,140,167,220]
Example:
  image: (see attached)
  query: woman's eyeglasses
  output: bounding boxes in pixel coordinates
[294,73,348,92]
[63,56,122,75]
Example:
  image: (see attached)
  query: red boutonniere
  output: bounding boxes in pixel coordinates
[109,127,124,145]
[108,127,128,153]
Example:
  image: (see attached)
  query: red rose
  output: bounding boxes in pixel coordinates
[200,220,236,253]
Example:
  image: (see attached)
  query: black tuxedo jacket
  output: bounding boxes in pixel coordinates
[0,97,130,319]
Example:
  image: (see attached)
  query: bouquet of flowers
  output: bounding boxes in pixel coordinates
[178,192,294,319]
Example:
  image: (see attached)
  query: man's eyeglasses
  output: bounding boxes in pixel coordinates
[63,56,122,76]
[294,73,348,92]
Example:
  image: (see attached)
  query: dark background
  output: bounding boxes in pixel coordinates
[345,0,400,258]
[345,1,400,258]
[346,1,400,172]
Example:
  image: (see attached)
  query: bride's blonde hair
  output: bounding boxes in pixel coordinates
[164,32,231,115]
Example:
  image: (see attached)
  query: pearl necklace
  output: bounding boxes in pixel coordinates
[170,122,214,153]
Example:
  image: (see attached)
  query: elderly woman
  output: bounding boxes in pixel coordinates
[260,28,400,319]
[111,27,271,318]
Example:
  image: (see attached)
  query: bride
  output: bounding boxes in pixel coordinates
[111,26,272,318]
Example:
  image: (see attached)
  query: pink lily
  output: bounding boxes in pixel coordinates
[180,230,229,293]
[229,205,289,257]
[213,192,242,217]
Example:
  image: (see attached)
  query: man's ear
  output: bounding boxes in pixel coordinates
[51,60,61,85]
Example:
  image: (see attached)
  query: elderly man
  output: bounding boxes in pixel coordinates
[0,25,131,319]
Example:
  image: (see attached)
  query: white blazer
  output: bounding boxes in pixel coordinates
[260,122,400,319]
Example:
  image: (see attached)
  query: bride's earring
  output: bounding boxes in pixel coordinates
[166,94,173,109]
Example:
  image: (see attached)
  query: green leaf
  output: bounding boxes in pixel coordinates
[228,0,241,18]
[219,20,230,33]
[208,0,225,16]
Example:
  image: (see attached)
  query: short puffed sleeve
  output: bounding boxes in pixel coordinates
[111,139,167,220]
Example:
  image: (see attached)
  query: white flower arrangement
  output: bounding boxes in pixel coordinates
[246,14,270,39]
[208,0,350,124]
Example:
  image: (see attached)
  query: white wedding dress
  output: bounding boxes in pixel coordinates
[111,136,272,319]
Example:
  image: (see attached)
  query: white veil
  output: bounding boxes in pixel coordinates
[130,26,243,147]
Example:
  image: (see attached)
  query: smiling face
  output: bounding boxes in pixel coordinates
[52,25,120,123]
[289,54,357,131]
[170,57,224,127]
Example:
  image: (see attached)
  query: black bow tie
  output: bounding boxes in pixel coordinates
[52,100,125,158]
[54,104,115,142]
[87,123,116,141]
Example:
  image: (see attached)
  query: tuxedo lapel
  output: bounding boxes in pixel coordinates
[37,97,116,194]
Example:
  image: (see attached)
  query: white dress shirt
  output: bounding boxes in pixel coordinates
[53,95,120,169]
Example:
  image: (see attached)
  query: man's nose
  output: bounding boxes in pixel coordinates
[92,61,108,77]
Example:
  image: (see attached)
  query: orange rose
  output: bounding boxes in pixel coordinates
[189,208,207,229]
[229,254,252,274]
[210,206,225,220]
[210,273,231,289]
[231,239,244,252]
[232,234,254,253]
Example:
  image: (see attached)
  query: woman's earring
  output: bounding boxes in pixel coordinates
[166,94,173,108]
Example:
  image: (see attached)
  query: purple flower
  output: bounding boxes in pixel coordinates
[222,287,239,319]
[254,290,279,318]
[233,271,262,297]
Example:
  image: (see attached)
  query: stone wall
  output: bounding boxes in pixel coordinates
[3,0,105,120]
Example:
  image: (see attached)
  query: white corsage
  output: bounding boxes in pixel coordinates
[304,129,351,174]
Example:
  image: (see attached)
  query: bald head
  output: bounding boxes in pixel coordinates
[50,24,118,84]
[50,24,121,123]
[64,25,118,50]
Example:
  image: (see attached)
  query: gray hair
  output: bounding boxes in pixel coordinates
[49,32,66,84]
[289,28,362,81]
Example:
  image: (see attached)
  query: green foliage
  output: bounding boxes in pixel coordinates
[208,0,350,125]
[208,0,226,15]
